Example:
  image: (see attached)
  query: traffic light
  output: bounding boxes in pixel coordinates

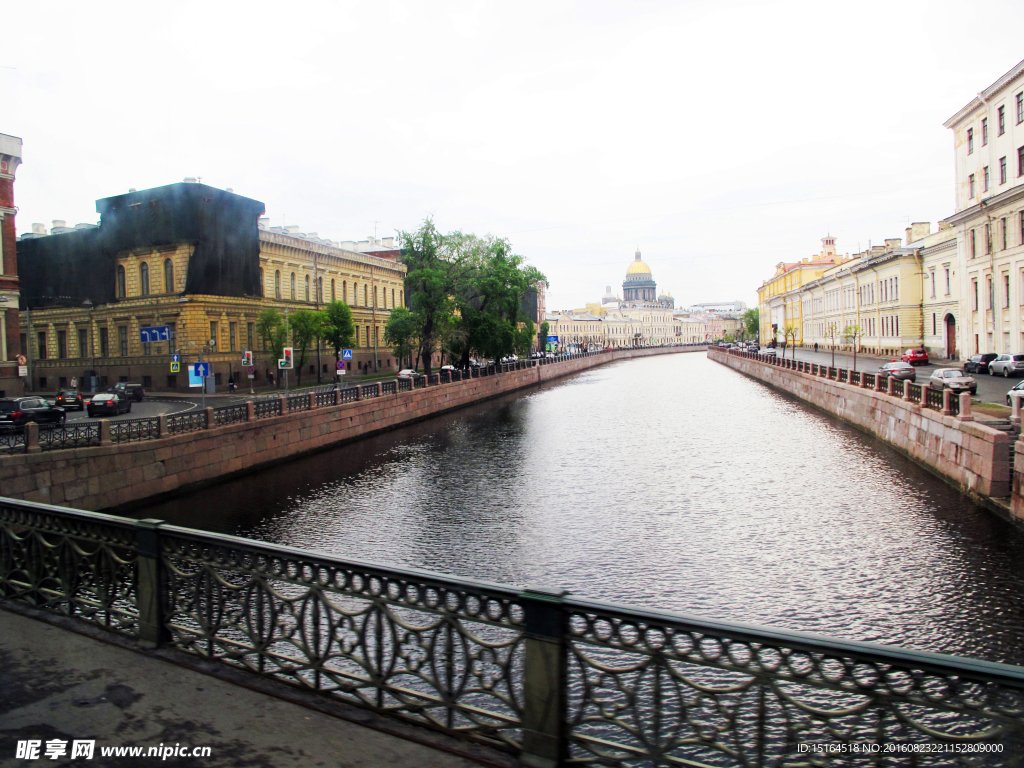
[242,351,253,366]
[279,347,293,369]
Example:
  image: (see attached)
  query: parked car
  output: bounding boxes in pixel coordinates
[55,390,85,411]
[928,368,977,395]
[87,393,132,417]
[440,365,456,372]
[879,361,916,382]
[1006,380,1024,406]
[964,353,999,375]
[761,348,777,357]
[988,354,1024,377]
[108,382,145,401]
[0,397,66,431]
[397,369,417,379]
[901,348,930,366]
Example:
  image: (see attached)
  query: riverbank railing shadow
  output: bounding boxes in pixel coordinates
[2,496,1023,767]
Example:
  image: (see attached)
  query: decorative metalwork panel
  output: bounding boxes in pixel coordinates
[159,529,525,752]
[0,430,27,454]
[892,379,905,398]
[287,394,311,413]
[849,370,860,386]
[565,598,1024,767]
[863,372,876,389]
[429,374,440,386]
[950,394,961,416]
[38,423,101,451]
[398,379,412,392]
[907,383,923,404]
[315,390,335,407]
[0,501,139,635]
[110,417,160,443]
[213,404,248,426]
[838,369,848,383]
[339,387,359,403]
[925,387,945,411]
[168,411,208,433]
[253,399,282,419]
[361,384,380,399]
[381,381,397,395]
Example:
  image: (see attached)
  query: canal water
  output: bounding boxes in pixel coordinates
[143,352,1024,664]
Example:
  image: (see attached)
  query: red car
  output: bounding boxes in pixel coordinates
[902,348,929,366]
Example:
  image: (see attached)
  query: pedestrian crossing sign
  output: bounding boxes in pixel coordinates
[170,362,180,373]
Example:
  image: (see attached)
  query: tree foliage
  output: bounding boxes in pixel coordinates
[742,308,759,340]
[384,306,418,368]
[255,308,286,362]
[289,310,322,385]
[321,300,356,363]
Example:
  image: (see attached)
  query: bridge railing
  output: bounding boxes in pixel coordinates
[38,423,102,451]
[110,417,160,444]
[1,497,1021,766]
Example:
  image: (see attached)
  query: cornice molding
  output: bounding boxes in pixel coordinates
[944,57,1024,129]
[943,184,1024,226]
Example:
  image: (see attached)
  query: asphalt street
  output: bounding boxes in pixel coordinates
[761,347,1018,407]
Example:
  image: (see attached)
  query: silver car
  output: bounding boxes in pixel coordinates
[989,354,1024,377]
[928,368,977,395]
[879,361,916,382]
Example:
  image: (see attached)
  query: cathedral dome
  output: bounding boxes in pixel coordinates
[625,249,653,280]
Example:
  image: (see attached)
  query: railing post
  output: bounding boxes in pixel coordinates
[24,421,39,453]
[887,377,896,396]
[279,395,288,413]
[158,414,168,437]
[519,587,568,768]
[942,388,954,415]
[136,518,166,648]
[903,381,914,402]
[99,419,111,446]
[246,401,256,422]
[205,406,215,428]
[354,385,362,401]
[874,376,884,393]
[1012,392,1023,425]
[958,391,973,421]
[309,391,317,410]
[334,387,341,405]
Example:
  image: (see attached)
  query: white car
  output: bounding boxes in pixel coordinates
[989,354,1024,377]
[928,368,977,395]
[761,347,777,357]
[440,365,456,372]
[397,369,417,379]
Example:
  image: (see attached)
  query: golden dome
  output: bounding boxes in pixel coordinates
[626,259,652,275]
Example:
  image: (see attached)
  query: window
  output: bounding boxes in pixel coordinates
[986,223,992,254]
[945,267,950,295]
[1004,217,1009,250]
[1006,273,1012,308]
[142,375,152,389]
[318,276,323,303]
[932,314,936,336]
[982,118,988,145]
[247,322,254,352]
[57,330,67,359]
[210,321,218,350]
[36,331,46,359]
[969,173,975,198]
[354,282,359,305]
[259,268,264,297]
[168,322,176,354]
[971,229,977,257]
[100,327,109,357]
[343,281,348,303]
[894,276,898,299]
[118,326,128,356]
[391,288,395,308]
[1018,92,1024,124]
[968,127,974,154]
[1001,157,1007,184]
[275,270,281,299]
[331,279,336,301]
[140,262,150,295]
[364,284,368,305]
[1019,146,1024,177]
[229,321,237,352]
[999,105,1006,135]
[164,259,174,293]
[305,274,310,302]
[984,166,990,192]
[116,265,126,298]
[973,279,979,311]
[930,270,936,298]
[167,375,177,388]
[291,273,296,300]
[400,290,404,307]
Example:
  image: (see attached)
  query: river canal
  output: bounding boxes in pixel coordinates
[143,351,1024,664]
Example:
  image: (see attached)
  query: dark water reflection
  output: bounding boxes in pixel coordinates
[142,352,1024,664]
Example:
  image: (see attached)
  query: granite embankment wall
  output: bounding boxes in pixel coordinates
[0,346,700,511]
[709,348,1013,506]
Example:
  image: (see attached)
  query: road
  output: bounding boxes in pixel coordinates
[767,347,1018,407]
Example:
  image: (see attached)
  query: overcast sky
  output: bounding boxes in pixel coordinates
[3,1,1023,311]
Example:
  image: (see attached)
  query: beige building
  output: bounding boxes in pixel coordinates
[546,311,603,351]
[757,238,840,345]
[943,58,1024,358]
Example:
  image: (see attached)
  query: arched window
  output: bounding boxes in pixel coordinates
[331,279,336,301]
[399,290,403,307]
[164,259,175,293]
[353,283,358,305]
[305,274,310,302]
[139,263,150,295]
[391,288,395,308]
[291,273,296,300]
[343,281,347,304]
[363,284,368,305]
[375,286,380,308]
[259,268,264,297]
[318,276,323,303]
[275,270,281,299]
[116,265,126,298]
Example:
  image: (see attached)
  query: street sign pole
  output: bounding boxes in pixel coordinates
[199,349,205,410]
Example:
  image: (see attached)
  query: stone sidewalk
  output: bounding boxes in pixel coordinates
[0,607,511,768]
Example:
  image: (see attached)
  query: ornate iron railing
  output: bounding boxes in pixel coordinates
[2,498,1023,766]
[253,399,282,419]
[110,417,160,444]
[838,368,848,383]
[38,422,102,451]
[892,378,905,397]
[398,379,412,392]
[287,394,310,413]
[925,386,945,411]
[360,383,380,399]
[339,387,359,403]
[213,403,248,426]
[381,381,397,395]
[315,390,336,407]
[167,411,208,434]
[0,430,27,455]
[428,373,440,385]
[849,370,860,386]
[877,373,889,390]
[907,382,923,404]
[863,372,876,389]
[950,392,962,416]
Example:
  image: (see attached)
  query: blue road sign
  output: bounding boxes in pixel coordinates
[193,362,210,378]
[342,349,353,360]
[140,325,171,343]
[547,335,558,343]
[171,353,180,363]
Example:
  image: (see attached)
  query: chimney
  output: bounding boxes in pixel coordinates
[884,238,901,251]
[258,216,270,230]
[31,223,48,235]
[911,222,931,242]
[128,187,136,193]
[52,220,66,230]
[905,227,913,246]
[183,177,198,183]
[939,221,953,231]
[284,225,300,234]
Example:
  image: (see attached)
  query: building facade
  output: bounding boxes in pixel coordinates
[17,182,407,392]
[757,238,840,345]
[943,58,1024,359]
[0,133,23,397]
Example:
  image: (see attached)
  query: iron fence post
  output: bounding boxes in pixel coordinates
[24,422,39,453]
[279,395,288,413]
[308,391,316,410]
[136,518,166,648]
[157,414,168,438]
[246,401,256,422]
[943,388,954,415]
[204,407,215,429]
[99,419,111,445]
[519,587,569,768]
[958,391,973,421]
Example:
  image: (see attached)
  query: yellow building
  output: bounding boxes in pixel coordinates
[18,182,407,392]
[757,237,840,344]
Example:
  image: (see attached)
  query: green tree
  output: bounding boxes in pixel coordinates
[783,324,799,360]
[844,323,863,372]
[742,308,759,340]
[289,309,322,386]
[399,220,461,375]
[255,308,287,363]
[321,300,356,365]
[384,306,419,369]
[538,321,549,352]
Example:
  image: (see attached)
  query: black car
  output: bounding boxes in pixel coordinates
[0,397,66,431]
[56,390,85,411]
[108,382,145,401]
[87,393,132,417]
[964,353,999,374]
